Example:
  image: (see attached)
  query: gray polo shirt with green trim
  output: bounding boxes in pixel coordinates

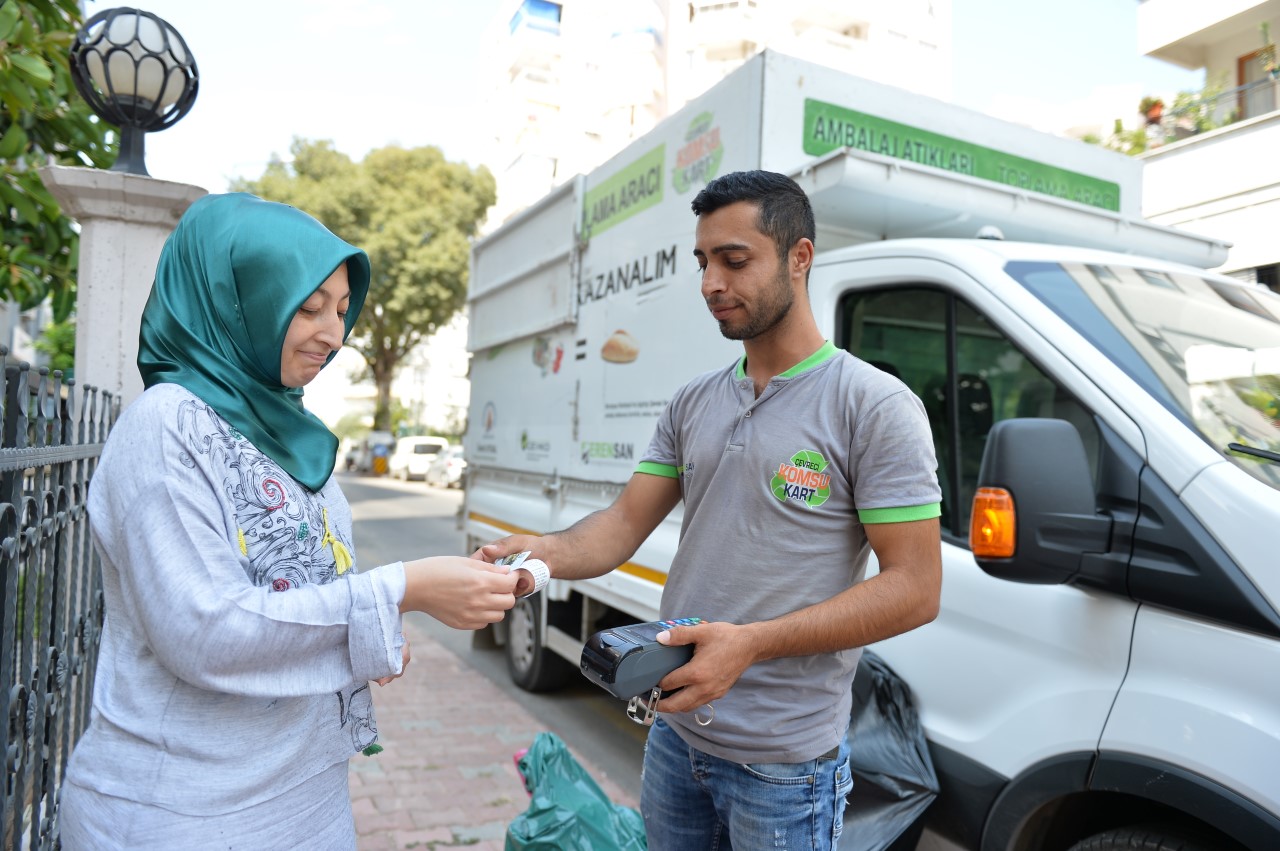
[637,340,940,764]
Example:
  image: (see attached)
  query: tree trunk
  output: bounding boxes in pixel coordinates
[373,347,394,431]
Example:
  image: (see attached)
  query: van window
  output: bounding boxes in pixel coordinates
[838,287,1098,541]
[1008,260,1280,492]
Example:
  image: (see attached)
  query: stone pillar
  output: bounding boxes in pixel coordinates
[38,165,206,408]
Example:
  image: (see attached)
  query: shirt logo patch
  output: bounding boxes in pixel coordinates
[771,449,831,508]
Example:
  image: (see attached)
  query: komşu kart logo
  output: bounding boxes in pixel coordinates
[771,449,832,508]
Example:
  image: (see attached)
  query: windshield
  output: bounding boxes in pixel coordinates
[1006,260,1280,491]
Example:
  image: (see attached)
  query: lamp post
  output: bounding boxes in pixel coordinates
[68,7,198,177]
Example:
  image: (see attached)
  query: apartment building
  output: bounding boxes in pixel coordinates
[1138,0,1280,289]
[479,0,952,224]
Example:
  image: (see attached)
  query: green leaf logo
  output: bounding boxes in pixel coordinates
[770,449,832,508]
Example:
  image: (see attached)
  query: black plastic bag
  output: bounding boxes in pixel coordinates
[505,731,647,850]
[843,650,940,851]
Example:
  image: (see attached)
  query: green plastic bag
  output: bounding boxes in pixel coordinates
[505,731,647,850]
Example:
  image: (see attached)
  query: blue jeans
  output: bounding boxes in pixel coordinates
[640,717,853,850]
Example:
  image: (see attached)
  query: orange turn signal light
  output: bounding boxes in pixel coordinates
[970,487,1016,558]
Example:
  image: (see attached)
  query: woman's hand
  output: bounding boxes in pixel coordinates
[374,637,411,686]
[472,535,546,596]
[401,556,518,629]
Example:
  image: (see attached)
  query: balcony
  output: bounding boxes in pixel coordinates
[1141,78,1280,272]
[788,0,876,34]
[496,0,563,75]
[1137,0,1273,68]
[689,1,766,54]
[1147,76,1278,143]
[509,0,561,36]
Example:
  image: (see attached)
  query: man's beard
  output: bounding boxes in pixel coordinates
[713,266,794,341]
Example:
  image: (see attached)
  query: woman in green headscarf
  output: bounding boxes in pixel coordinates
[61,194,520,849]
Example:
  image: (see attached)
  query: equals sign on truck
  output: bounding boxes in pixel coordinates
[576,339,587,361]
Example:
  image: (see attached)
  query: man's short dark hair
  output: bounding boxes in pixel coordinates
[691,170,816,261]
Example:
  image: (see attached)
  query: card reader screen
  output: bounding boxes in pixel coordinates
[616,622,666,643]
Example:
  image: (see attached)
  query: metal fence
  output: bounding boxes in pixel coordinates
[1158,77,1279,142]
[0,357,117,851]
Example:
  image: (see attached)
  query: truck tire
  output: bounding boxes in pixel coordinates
[1067,826,1217,851]
[505,594,576,692]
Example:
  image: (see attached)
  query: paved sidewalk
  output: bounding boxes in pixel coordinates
[349,617,639,851]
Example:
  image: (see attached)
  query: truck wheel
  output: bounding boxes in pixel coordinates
[505,594,575,692]
[1067,826,1217,851]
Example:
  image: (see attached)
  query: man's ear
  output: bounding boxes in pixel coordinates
[791,238,815,278]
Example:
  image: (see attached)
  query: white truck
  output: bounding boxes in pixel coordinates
[463,51,1280,851]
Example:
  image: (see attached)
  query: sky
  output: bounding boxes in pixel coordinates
[86,0,1206,193]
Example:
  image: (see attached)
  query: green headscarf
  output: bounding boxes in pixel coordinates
[138,193,370,492]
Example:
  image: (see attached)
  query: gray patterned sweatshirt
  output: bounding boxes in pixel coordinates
[66,383,405,815]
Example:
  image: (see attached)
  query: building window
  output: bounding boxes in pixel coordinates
[1239,49,1277,118]
[510,0,562,36]
[1258,263,1279,294]
[837,286,1097,539]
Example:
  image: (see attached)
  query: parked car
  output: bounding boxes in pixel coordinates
[425,445,466,489]
[339,437,359,472]
[387,436,448,481]
[350,431,395,475]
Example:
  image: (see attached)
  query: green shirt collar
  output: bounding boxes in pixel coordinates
[735,340,839,381]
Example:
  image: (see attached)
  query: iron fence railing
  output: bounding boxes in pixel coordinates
[1157,76,1280,142]
[0,356,116,851]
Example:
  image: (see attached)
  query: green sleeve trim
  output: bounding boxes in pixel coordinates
[858,503,942,524]
[635,461,679,478]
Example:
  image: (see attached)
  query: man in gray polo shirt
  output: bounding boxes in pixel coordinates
[479,170,941,850]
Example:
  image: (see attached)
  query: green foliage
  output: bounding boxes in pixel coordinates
[439,406,466,441]
[1104,118,1149,156]
[33,314,73,372]
[1169,73,1227,134]
[0,0,116,320]
[237,139,495,430]
[331,411,371,442]
[390,398,415,436]
[1106,74,1231,157]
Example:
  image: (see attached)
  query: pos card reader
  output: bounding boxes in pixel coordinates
[580,618,702,726]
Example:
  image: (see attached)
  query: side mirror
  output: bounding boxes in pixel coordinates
[971,419,1111,584]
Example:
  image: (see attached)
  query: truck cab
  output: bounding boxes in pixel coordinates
[461,50,1280,849]
[814,238,1280,850]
